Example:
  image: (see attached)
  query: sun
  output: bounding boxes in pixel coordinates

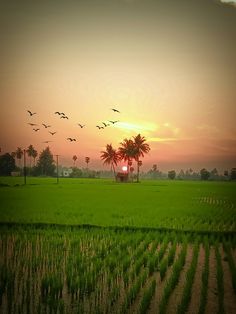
[122,166,128,172]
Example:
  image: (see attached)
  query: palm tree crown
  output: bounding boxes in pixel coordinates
[100,144,120,177]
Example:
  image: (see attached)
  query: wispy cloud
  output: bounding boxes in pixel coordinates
[219,0,236,7]
[114,121,157,133]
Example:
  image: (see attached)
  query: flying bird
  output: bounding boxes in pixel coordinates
[111,108,120,113]
[60,116,69,119]
[33,128,40,131]
[78,124,85,128]
[49,131,57,135]
[28,123,38,126]
[102,122,110,127]
[96,125,104,129]
[109,120,119,124]
[27,110,36,116]
[42,141,53,143]
[67,138,76,142]
[42,123,51,128]
[55,111,61,115]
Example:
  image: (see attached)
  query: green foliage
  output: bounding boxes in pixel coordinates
[35,147,56,176]
[168,170,176,180]
[0,153,16,175]
[200,168,210,180]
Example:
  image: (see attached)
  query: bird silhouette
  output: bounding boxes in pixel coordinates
[111,108,120,113]
[42,123,51,128]
[27,110,36,116]
[96,125,104,129]
[54,111,61,115]
[33,128,40,131]
[49,131,57,135]
[60,116,69,119]
[102,122,110,127]
[28,123,38,126]
[67,138,76,142]
[42,141,53,143]
[109,120,119,124]
[78,124,85,128]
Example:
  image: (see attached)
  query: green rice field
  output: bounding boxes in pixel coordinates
[0,177,236,231]
[0,177,236,313]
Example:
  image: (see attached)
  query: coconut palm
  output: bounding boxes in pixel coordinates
[26,144,35,169]
[85,157,90,170]
[118,138,136,175]
[31,149,38,167]
[100,144,120,178]
[15,147,23,168]
[133,134,150,182]
[72,155,78,166]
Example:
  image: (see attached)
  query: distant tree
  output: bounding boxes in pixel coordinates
[152,164,157,172]
[70,167,82,178]
[85,157,90,169]
[72,155,78,166]
[200,168,210,180]
[230,168,236,181]
[224,170,229,177]
[133,134,150,182]
[178,169,185,180]
[26,144,36,171]
[100,144,120,178]
[35,147,56,176]
[168,170,176,180]
[0,153,16,176]
[210,168,219,180]
[16,147,23,168]
[31,149,38,166]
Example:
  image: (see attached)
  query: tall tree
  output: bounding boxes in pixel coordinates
[118,139,136,175]
[31,149,38,167]
[72,155,78,166]
[0,153,16,175]
[85,157,90,169]
[26,144,35,169]
[133,134,150,182]
[100,144,120,178]
[36,147,56,176]
[16,147,23,168]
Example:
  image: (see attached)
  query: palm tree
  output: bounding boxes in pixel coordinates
[72,155,77,167]
[26,144,35,170]
[118,138,136,175]
[85,157,90,170]
[133,134,150,182]
[100,144,120,178]
[16,147,23,168]
[31,149,38,167]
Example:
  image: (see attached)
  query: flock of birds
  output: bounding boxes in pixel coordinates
[27,108,120,144]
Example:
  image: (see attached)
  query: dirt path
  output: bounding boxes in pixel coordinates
[221,246,236,314]
[205,246,218,314]
[165,244,193,314]
[186,244,205,314]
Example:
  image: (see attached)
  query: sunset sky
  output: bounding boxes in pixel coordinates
[1,0,236,172]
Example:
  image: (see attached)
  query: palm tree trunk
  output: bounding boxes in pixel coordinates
[112,163,116,180]
[137,158,140,183]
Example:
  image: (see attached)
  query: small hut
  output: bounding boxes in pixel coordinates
[116,172,129,182]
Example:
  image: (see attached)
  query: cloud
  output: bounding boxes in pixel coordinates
[148,123,181,142]
[219,0,236,7]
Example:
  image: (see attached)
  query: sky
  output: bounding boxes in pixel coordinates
[0,0,236,172]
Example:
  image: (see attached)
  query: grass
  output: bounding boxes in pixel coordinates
[0,177,235,232]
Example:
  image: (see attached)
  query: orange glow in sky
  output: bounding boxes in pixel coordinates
[1,0,236,172]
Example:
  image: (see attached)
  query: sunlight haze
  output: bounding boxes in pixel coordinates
[1,0,236,172]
